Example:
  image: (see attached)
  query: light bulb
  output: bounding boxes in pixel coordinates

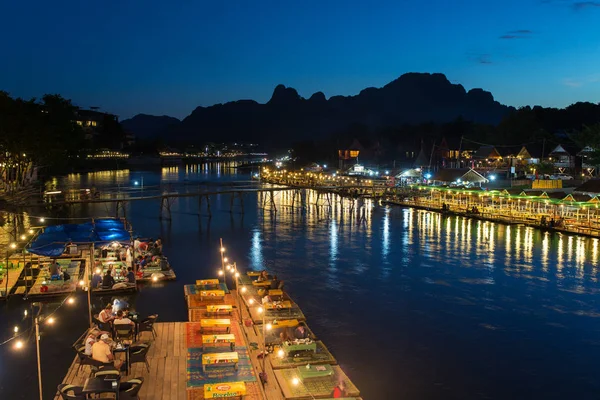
[223,257,228,262]
[47,317,55,324]
[15,340,24,349]
[152,276,158,282]
[220,247,225,252]
[258,307,263,314]
[241,286,247,293]
[28,229,34,234]
[292,377,299,386]
[249,299,254,305]
[40,218,45,223]
[278,349,285,358]
[23,310,28,317]
[218,270,224,276]
[20,235,26,240]
[13,326,19,333]
[235,272,240,278]
[79,280,85,286]
[266,323,272,330]
[67,297,75,305]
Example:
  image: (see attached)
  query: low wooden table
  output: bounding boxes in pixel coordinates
[202,351,239,372]
[202,333,236,351]
[268,289,283,297]
[200,318,231,333]
[204,381,246,398]
[297,363,334,381]
[271,319,300,328]
[252,280,272,287]
[197,279,220,288]
[265,300,292,310]
[206,304,233,316]
[281,340,317,357]
[200,289,225,301]
[247,271,261,277]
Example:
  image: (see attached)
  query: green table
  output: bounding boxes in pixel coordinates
[296,364,333,381]
[282,341,317,357]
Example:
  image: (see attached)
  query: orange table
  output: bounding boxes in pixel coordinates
[206,304,233,316]
[200,289,225,301]
[200,318,231,333]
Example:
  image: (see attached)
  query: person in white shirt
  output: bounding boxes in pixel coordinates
[98,304,115,324]
[113,310,134,327]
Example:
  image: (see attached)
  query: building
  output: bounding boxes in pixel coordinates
[548,143,581,172]
[430,168,488,187]
[338,138,363,170]
[75,109,119,141]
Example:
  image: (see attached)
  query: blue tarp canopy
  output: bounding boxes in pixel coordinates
[28,219,132,257]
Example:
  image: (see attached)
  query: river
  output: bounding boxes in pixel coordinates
[2,164,600,399]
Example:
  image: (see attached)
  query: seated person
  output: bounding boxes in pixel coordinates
[140,256,148,269]
[257,270,268,282]
[114,310,135,327]
[49,260,62,277]
[270,275,280,290]
[84,330,111,356]
[262,295,272,304]
[91,271,103,288]
[294,325,309,339]
[126,267,136,283]
[102,271,115,288]
[98,304,115,324]
[91,334,123,370]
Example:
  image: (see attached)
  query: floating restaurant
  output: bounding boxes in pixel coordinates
[1,218,176,300]
[54,240,361,399]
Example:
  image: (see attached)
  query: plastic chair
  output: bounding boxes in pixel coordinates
[57,384,85,400]
[130,343,151,372]
[138,314,158,339]
[119,377,144,399]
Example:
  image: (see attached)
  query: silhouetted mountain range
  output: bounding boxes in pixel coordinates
[121,114,180,139]
[122,73,514,145]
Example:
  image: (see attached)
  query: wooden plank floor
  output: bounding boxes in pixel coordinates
[53,322,188,400]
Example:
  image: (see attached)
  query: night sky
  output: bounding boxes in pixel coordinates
[1,0,599,119]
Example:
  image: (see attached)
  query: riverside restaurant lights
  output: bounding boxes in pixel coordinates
[86,150,129,159]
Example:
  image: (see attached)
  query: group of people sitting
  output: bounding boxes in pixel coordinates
[278,324,310,342]
[257,270,284,290]
[85,303,138,370]
[133,237,163,256]
[91,265,136,289]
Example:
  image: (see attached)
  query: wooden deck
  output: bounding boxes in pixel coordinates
[54,322,188,400]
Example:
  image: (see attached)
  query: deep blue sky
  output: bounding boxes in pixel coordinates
[1,0,599,120]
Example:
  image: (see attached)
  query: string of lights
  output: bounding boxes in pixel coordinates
[0,293,77,349]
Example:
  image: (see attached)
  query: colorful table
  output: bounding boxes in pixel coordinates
[252,280,272,287]
[200,318,231,333]
[281,340,317,357]
[268,289,283,297]
[297,364,334,381]
[201,352,239,372]
[206,304,233,316]
[202,334,236,351]
[271,319,300,328]
[204,381,246,398]
[196,279,219,288]
[200,289,225,301]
